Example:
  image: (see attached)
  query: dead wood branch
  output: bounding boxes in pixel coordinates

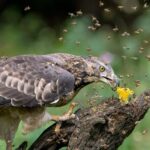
[17,90,150,150]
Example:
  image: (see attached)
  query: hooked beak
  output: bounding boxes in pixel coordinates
[100,75,120,90]
[110,77,120,91]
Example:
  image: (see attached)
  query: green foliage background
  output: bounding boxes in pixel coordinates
[0,3,150,150]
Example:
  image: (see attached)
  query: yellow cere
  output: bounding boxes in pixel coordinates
[116,87,134,104]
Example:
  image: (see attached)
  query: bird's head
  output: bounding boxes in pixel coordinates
[86,54,120,89]
[97,62,119,89]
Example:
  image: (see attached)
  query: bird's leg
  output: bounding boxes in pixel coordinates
[51,102,77,121]
[6,140,12,150]
[21,103,77,134]
[51,102,77,133]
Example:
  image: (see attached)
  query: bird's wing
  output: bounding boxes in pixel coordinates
[0,55,75,107]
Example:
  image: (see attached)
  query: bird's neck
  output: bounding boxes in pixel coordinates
[61,57,99,89]
[45,53,99,88]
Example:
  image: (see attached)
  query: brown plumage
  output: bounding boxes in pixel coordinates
[0,53,119,150]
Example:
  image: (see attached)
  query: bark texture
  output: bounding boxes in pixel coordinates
[17,90,150,150]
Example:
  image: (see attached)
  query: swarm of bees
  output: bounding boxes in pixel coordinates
[58,1,149,91]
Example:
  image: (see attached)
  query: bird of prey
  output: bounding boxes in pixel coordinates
[0,53,119,150]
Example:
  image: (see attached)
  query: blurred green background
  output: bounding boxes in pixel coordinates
[0,0,150,149]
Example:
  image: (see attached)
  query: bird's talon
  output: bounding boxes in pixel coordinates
[70,113,76,119]
[54,122,61,134]
[58,113,76,121]
[75,115,79,121]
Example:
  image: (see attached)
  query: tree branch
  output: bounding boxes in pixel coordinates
[17,90,150,150]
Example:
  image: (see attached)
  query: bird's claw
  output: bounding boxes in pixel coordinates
[52,102,77,133]
[58,113,76,121]
[54,122,62,134]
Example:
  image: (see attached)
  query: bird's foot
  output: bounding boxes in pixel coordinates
[51,102,77,121]
[51,102,77,133]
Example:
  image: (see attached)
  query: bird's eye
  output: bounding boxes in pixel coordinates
[99,66,105,72]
